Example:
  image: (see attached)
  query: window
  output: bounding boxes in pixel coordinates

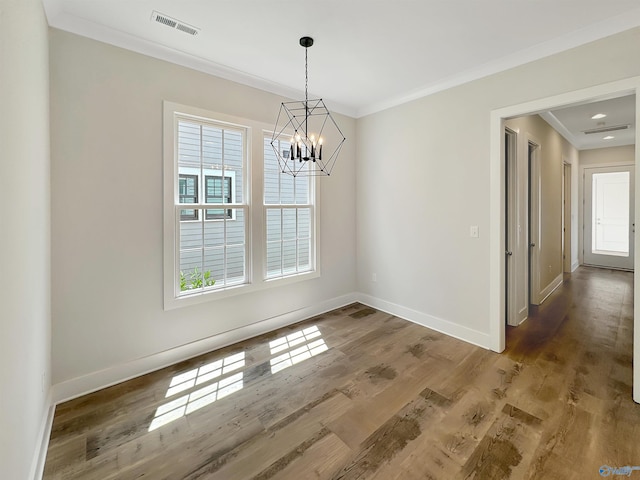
[179,174,198,220]
[205,175,232,220]
[167,111,248,301]
[264,136,315,279]
[164,102,319,310]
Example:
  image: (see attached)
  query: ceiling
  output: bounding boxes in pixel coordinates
[540,95,636,150]
[44,1,640,120]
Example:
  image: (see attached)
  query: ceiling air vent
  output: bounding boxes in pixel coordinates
[582,124,630,135]
[151,11,200,36]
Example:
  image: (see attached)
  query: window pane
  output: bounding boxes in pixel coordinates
[179,251,205,293]
[298,208,310,239]
[178,174,198,220]
[204,175,233,220]
[202,126,222,165]
[266,242,282,277]
[283,240,296,272]
[179,207,247,291]
[295,176,309,204]
[204,220,224,248]
[226,245,245,284]
[178,211,208,293]
[281,172,295,204]
[298,238,310,270]
[204,248,224,286]
[266,209,281,242]
[179,217,203,251]
[178,122,202,166]
[231,166,244,204]
[224,130,243,168]
[283,209,296,241]
[264,168,280,205]
[226,209,246,247]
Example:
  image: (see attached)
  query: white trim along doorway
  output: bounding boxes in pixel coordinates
[489,76,640,404]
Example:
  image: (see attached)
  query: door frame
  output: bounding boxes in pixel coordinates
[489,76,640,404]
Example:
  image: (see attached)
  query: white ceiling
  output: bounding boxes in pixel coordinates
[540,95,636,150]
[44,0,640,119]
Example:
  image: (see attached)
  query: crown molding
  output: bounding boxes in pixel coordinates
[43,0,640,119]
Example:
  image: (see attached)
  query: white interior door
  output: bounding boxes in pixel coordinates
[505,128,518,326]
[563,163,572,273]
[528,141,541,305]
[584,165,634,270]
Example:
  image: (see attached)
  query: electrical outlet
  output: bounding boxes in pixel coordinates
[470,225,479,238]
[372,273,377,282]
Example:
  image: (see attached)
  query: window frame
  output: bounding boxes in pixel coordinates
[164,102,251,309]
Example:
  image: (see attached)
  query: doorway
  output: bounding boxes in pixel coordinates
[490,77,640,403]
[584,165,635,270]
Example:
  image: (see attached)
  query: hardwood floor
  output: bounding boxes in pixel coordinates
[43,267,639,479]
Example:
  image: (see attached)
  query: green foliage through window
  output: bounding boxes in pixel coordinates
[180,267,216,291]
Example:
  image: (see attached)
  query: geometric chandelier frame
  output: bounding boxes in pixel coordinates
[270,37,346,177]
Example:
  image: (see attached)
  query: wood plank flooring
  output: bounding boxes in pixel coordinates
[43,267,640,479]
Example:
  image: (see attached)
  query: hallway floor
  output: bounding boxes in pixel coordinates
[44,267,638,479]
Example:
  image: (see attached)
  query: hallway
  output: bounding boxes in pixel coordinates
[504,266,637,477]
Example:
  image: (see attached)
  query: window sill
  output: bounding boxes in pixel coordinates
[163,269,320,311]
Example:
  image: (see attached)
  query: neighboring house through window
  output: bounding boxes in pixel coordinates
[179,174,198,220]
[205,175,232,220]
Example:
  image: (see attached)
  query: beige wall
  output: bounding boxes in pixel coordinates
[357,27,640,345]
[0,0,51,477]
[49,29,357,394]
[580,144,635,166]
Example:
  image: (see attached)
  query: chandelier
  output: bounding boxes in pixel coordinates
[271,36,346,177]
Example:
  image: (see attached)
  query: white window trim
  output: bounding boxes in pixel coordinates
[163,102,321,311]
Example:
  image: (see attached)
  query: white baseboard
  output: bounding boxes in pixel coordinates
[29,392,54,480]
[538,273,563,305]
[356,293,492,350]
[571,260,580,272]
[52,293,358,405]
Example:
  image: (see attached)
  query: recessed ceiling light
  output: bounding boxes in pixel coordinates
[603,135,615,140]
[591,113,607,119]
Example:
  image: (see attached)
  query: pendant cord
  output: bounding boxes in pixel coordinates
[304,45,309,139]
